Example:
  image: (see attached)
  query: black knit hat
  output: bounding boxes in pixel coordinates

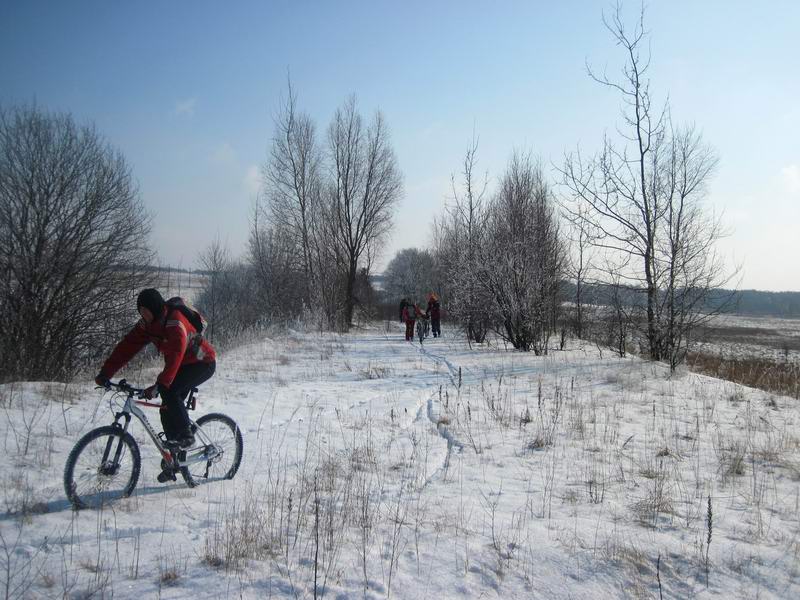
[137,288,164,318]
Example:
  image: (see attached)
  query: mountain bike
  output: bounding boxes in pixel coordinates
[64,379,243,509]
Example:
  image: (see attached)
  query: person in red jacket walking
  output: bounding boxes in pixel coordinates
[95,288,216,449]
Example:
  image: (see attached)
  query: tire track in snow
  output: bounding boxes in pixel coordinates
[408,341,466,487]
[417,342,460,387]
[417,396,464,489]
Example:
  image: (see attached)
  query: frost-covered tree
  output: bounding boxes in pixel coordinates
[433,137,491,344]
[195,237,263,346]
[435,148,564,352]
[383,248,435,305]
[480,153,565,353]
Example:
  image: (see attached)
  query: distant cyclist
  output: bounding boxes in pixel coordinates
[402,300,423,342]
[95,289,216,449]
[426,293,441,338]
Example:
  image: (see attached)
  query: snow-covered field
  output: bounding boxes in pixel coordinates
[2,323,800,598]
[695,313,800,363]
[155,271,207,306]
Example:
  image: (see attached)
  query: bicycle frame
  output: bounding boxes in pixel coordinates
[416,317,429,342]
[108,385,220,469]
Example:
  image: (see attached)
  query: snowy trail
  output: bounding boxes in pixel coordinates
[3,326,800,599]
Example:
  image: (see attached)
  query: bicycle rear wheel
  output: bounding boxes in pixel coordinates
[180,413,243,486]
[64,426,141,510]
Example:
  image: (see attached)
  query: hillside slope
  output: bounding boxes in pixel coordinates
[1,325,798,598]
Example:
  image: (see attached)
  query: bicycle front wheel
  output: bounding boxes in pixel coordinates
[181,413,243,486]
[64,426,141,510]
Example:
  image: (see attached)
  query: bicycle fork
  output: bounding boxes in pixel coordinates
[100,422,129,476]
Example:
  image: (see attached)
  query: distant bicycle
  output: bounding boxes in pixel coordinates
[416,316,430,344]
[64,379,243,509]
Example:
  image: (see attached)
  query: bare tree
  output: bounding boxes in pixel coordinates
[261,78,323,308]
[248,208,304,323]
[197,237,232,343]
[603,266,636,358]
[326,96,403,328]
[433,136,491,343]
[560,4,732,368]
[256,92,403,331]
[656,125,732,368]
[564,205,597,339]
[0,105,152,382]
[195,249,261,347]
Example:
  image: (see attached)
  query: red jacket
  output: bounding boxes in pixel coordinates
[402,304,422,323]
[100,308,216,388]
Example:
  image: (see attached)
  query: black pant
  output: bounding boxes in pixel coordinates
[431,318,441,337]
[160,361,216,439]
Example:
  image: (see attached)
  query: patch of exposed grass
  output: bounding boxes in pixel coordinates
[689,352,800,399]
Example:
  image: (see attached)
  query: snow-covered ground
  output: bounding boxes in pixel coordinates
[2,323,800,598]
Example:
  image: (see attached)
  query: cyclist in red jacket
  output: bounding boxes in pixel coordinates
[95,288,216,449]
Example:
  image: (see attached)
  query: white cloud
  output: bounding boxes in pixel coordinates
[781,164,800,194]
[174,97,196,117]
[243,165,261,196]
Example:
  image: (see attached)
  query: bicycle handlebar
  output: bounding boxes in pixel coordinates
[98,379,147,398]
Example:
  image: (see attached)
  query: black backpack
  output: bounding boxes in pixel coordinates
[165,297,206,334]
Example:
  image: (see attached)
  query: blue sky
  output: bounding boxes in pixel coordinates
[2,1,798,291]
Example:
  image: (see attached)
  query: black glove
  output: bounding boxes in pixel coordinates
[142,384,159,400]
[94,373,110,388]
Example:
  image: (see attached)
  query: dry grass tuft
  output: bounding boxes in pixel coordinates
[159,569,180,585]
[360,363,391,380]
